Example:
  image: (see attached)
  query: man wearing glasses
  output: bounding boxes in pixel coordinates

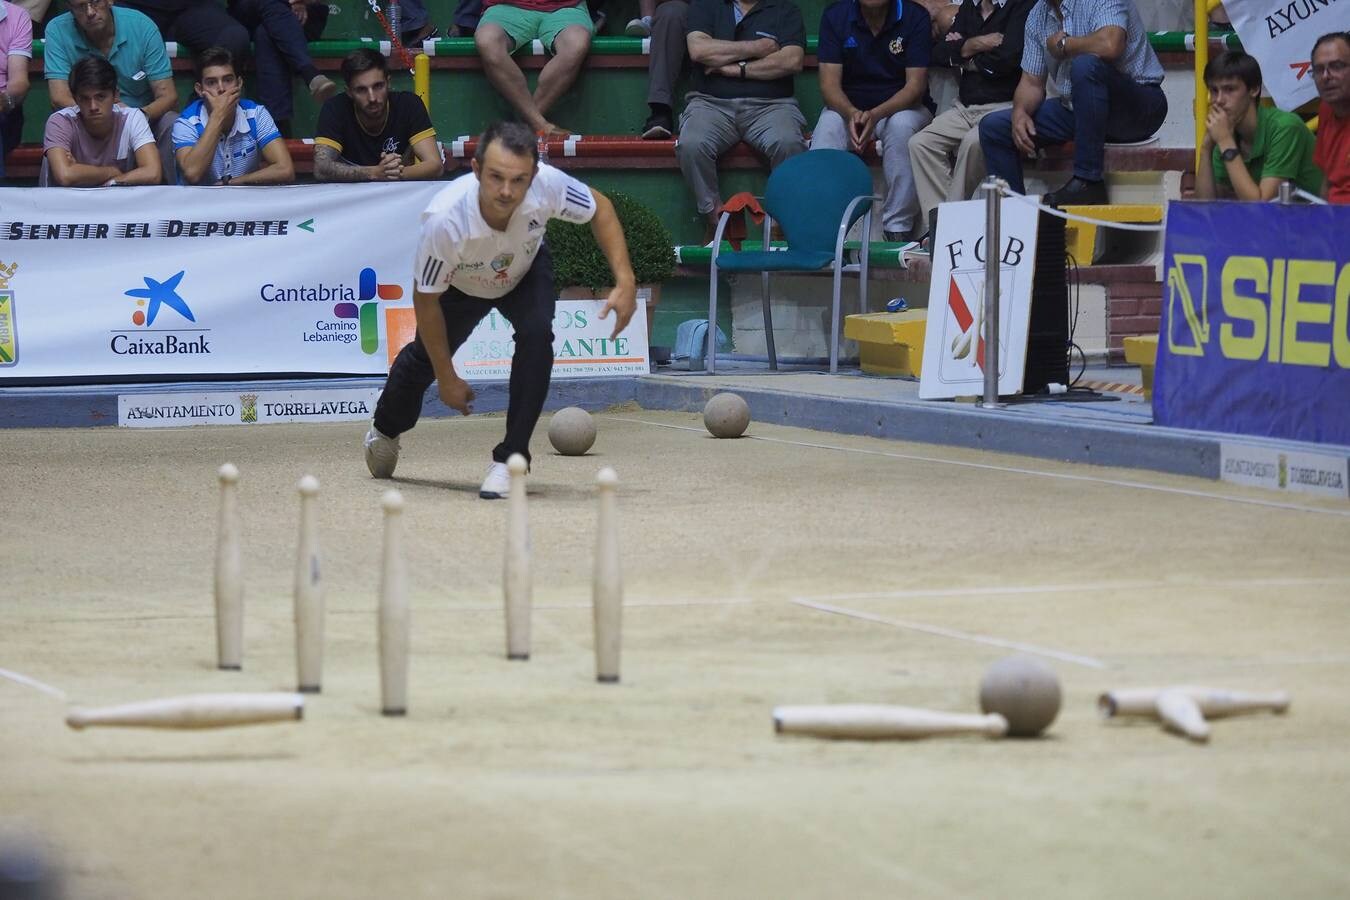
[42,0,179,180]
[1311,32,1350,204]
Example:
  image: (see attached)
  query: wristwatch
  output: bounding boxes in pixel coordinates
[1220,147,1241,163]
[738,60,748,79]
[221,173,233,185]
[1056,34,1068,56]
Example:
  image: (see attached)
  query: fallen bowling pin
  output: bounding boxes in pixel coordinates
[1155,690,1211,743]
[1098,687,1290,720]
[66,693,304,731]
[773,704,1008,740]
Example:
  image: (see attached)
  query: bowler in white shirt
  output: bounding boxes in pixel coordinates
[363,120,639,499]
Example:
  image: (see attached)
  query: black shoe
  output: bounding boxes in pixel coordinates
[641,109,674,140]
[401,23,439,45]
[1044,177,1108,207]
[882,230,907,243]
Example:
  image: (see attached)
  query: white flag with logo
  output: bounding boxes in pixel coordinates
[1222,0,1350,110]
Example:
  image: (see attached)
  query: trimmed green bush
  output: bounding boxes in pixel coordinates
[547,190,676,292]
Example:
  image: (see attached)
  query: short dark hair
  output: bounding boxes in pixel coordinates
[194,46,238,83]
[474,121,538,166]
[69,55,117,96]
[1204,51,1263,92]
[341,48,388,84]
[1313,31,1350,58]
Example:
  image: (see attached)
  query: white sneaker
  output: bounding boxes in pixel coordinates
[479,461,511,499]
[364,426,400,478]
[624,15,651,36]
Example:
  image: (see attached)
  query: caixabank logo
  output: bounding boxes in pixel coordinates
[112,271,211,355]
[262,267,402,355]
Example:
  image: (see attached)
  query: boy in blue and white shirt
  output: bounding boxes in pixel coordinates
[172,46,295,185]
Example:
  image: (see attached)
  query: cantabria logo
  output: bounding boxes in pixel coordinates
[264,267,402,355]
[334,268,402,355]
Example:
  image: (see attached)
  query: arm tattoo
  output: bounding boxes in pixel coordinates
[313,145,371,183]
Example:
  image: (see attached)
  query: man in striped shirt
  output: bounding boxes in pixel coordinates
[363,121,637,499]
[172,46,295,185]
[977,0,1166,206]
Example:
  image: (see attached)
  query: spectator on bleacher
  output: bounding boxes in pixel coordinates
[977,0,1166,207]
[41,54,160,185]
[448,0,481,38]
[314,48,442,182]
[225,0,337,135]
[810,0,933,243]
[1312,32,1350,204]
[173,46,294,184]
[396,0,440,44]
[120,0,250,70]
[637,0,688,138]
[1195,51,1321,202]
[43,0,179,178]
[909,0,1035,240]
[473,0,593,135]
[0,0,32,180]
[13,0,53,36]
[677,0,808,238]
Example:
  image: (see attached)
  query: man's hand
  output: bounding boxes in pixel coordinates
[598,282,638,340]
[438,375,476,415]
[372,152,404,181]
[849,109,875,153]
[1046,30,1068,60]
[750,36,779,58]
[964,33,1003,56]
[290,0,307,25]
[205,84,241,120]
[1012,107,1038,156]
[945,30,964,43]
[1205,105,1235,150]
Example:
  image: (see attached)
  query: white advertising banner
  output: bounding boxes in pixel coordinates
[1219,442,1350,499]
[918,197,1039,400]
[118,387,381,428]
[1223,0,1350,110]
[0,183,650,382]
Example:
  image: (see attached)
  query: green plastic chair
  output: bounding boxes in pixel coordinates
[707,148,879,374]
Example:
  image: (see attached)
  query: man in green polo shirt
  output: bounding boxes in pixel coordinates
[43,0,179,180]
[1196,50,1322,201]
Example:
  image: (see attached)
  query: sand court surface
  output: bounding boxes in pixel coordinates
[2,410,1348,898]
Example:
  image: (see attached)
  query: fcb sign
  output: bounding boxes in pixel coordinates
[919,197,1041,399]
[1153,201,1350,446]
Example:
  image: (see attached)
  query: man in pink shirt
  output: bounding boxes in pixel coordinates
[42,55,161,185]
[0,0,32,179]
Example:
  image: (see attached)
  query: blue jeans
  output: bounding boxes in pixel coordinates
[978,54,1167,193]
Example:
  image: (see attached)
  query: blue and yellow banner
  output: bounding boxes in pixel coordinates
[1154,202,1350,446]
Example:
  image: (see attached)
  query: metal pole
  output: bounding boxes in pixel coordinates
[980,177,1001,408]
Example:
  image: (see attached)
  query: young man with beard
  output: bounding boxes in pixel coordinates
[314,48,443,182]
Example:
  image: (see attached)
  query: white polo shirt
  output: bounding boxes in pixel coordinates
[413,163,597,300]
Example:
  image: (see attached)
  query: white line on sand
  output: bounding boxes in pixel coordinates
[791,599,1111,670]
[798,575,1350,604]
[0,667,68,700]
[604,416,1350,518]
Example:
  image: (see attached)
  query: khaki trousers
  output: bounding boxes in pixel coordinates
[908,100,1010,233]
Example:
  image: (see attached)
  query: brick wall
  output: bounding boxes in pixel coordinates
[1107,279,1164,363]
